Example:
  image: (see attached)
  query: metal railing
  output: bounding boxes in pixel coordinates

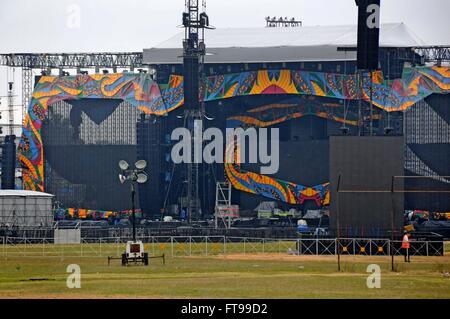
[0,236,444,259]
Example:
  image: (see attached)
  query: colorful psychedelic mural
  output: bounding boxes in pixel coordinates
[18,67,450,207]
[224,137,330,207]
[224,101,333,206]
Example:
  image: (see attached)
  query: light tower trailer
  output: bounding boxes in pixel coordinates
[107,243,165,266]
[122,241,149,266]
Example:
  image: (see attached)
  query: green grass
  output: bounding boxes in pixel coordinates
[0,243,449,299]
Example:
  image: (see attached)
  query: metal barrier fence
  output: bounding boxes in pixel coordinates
[0,236,444,258]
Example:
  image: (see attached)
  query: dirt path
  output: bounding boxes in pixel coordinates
[0,292,172,299]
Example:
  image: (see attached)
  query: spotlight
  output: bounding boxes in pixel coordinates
[135,160,147,170]
[102,70,109,74]
[119,160,129,171]
[200,12,210,28]
[119,174,127,184]
[182,12,189,27]
[199,42,206,55]
[340,126,350,135]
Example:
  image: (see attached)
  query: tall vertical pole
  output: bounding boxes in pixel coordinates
[369,70,374,136]
[336,175,342,272]
[358,70,363,136]
[131,181,136,242]
[355,0,380,136]
[182,0,210,222]
[22,68,33,123]
[390,176,395,272]
[7,82,14,136]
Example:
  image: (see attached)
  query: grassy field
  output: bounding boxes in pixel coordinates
[0,243,449,299]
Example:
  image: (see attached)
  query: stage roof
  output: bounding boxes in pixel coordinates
[144,23,426,65]
[0,190,54,197]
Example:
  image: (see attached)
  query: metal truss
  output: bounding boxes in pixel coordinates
[338,46,450,63]
[0,236,444,258]
[0,52,144,69]
[21,68,32,122]
[1,47,449,69]
[0,52,144,124]
[412,46,450,63]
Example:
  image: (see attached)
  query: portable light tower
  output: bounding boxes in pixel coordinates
[119,159,149,266]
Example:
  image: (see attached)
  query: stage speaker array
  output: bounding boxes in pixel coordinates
[183,55,200,110]
[137,115,166,218]
[1,135,16,190]
[356,0,381,70]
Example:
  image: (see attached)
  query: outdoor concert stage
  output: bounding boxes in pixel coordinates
[17,24,450,237]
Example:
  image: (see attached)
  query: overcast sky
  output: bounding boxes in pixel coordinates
[1,0,450,121]
[1,0,449,52]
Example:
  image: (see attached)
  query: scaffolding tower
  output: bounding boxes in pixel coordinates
[7,82,14,136]
[182,0,213,222]
[214,182,237,229]
[21,68,32,122]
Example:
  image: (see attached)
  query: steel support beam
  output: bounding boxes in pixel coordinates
[0,52,143,69]
[337,46,450,63]
[22,68,32,122]
[413,46,450,63]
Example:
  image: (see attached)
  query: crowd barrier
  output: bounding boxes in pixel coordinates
[0,236,444,258]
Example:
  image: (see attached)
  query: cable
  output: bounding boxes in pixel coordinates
[162,114,187,215]
[342,53,350,128]
[386,52,391,130]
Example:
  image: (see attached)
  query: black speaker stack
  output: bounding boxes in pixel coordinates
[1,135,16,190]
[356,0,381,71]
[136,115,168,218]
[183,54,200,110]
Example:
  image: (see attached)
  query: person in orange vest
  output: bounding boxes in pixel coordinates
[402,230,411,263]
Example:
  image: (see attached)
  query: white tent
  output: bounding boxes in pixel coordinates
[144,23,426,64]
[0,190,54,227]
